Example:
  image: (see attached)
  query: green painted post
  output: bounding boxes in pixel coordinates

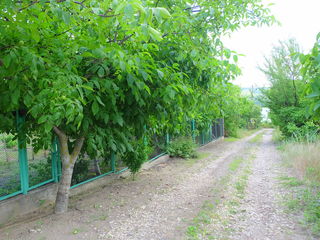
[166,133,170,145]
[201,131,205,145]
[143,125,148,146]
[51,137,59,183]
[16,111,29,194]
[191,119,196,143]
[111,151,116,173]
[222,118,225,137]
[56,138,62,181]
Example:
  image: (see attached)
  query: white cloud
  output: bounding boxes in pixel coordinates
[223,0,320,88]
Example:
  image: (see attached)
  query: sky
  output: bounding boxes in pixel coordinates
[223,0,320,88]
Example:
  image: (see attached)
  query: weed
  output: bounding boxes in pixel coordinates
[72,228,81,235]
[185,152,210,166]
[229,157,243,171]
[38,200,46,206]
[167,137,198,159]
[278,176,303,187]
[36,220,44,226]
[249,132,263,143]
[224,137,239,142]
[186,225,199,239]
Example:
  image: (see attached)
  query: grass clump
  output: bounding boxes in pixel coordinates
[281,141,320,182]
[279,140,320,236]
[167,137,198,159]
[249,132,264,143]
[229,157,243,171]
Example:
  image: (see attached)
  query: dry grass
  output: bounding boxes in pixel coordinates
[281,141,320,182]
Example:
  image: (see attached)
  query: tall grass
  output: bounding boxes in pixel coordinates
[281,141,320,182]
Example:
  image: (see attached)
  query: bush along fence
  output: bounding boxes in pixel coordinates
[0,117,224,202]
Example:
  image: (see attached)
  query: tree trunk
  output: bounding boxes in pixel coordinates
[54,154,74,214]
[93,159,101,176]
[53,126,84,214]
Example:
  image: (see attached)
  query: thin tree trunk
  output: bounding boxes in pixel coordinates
[53,126,84,214]
[3,140,9,162]
[93,159,101,176]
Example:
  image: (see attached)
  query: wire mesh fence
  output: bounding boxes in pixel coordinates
[0,134,21,198]
[71,154,113,188]
[0,118,224,201]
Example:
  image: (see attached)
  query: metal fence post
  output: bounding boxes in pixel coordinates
[166,133,170,145]
[16,111,29,195]
[55,137,62,181]
[51,137,59,183]
[143,125,148,146]
[191,119,196,142]
[201,131,205,145]
[111,151,116,172]
[221,118,225,137]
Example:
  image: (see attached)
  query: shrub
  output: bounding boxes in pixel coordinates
[166,137,198,159]
[0,134,17,149]
[122,139,152,175]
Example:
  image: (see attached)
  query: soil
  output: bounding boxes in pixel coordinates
[0,129,315,240]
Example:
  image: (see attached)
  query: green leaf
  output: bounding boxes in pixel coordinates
[233,55,238,63]
[113,114,123,126]
[156,7,171,18]
[91,101,99,116]
[30,26,40,43]
[97,67,105,78]
[38,115,47,124]
[62,11,71,25]
[157,69,164,79]
[3,54,11,68]
[313,101,320,111]
[306,92,320,98]
[96,96,105,106]
[148,26,162,41]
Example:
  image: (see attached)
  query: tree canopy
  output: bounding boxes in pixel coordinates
[259,39,316,137]
[0,0,274,212]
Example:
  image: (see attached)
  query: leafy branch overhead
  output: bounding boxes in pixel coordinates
[0,0,275,212]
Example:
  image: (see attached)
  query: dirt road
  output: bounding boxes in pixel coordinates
[0,129,315,240]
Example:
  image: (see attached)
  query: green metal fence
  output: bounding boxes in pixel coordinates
[0,118,224,201]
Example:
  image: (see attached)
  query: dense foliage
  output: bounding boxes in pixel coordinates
[259,39,317,138]
[301,33,320,120]
[167,137,197,159]
[223,85,262,137]
[0,0,274,211]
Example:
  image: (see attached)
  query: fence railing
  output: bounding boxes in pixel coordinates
[0,118,224,201]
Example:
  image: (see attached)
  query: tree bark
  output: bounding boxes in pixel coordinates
[53,126,84,214]
[93,159,101,176]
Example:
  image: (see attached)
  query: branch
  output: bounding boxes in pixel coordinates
[53,126,69,157]
[107,33,134,44]
[119,34,134,44]
[71,136,85,162]
[53,28,72,37]
[98,13,120,18]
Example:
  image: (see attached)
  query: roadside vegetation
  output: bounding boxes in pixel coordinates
[260,38,320,236]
